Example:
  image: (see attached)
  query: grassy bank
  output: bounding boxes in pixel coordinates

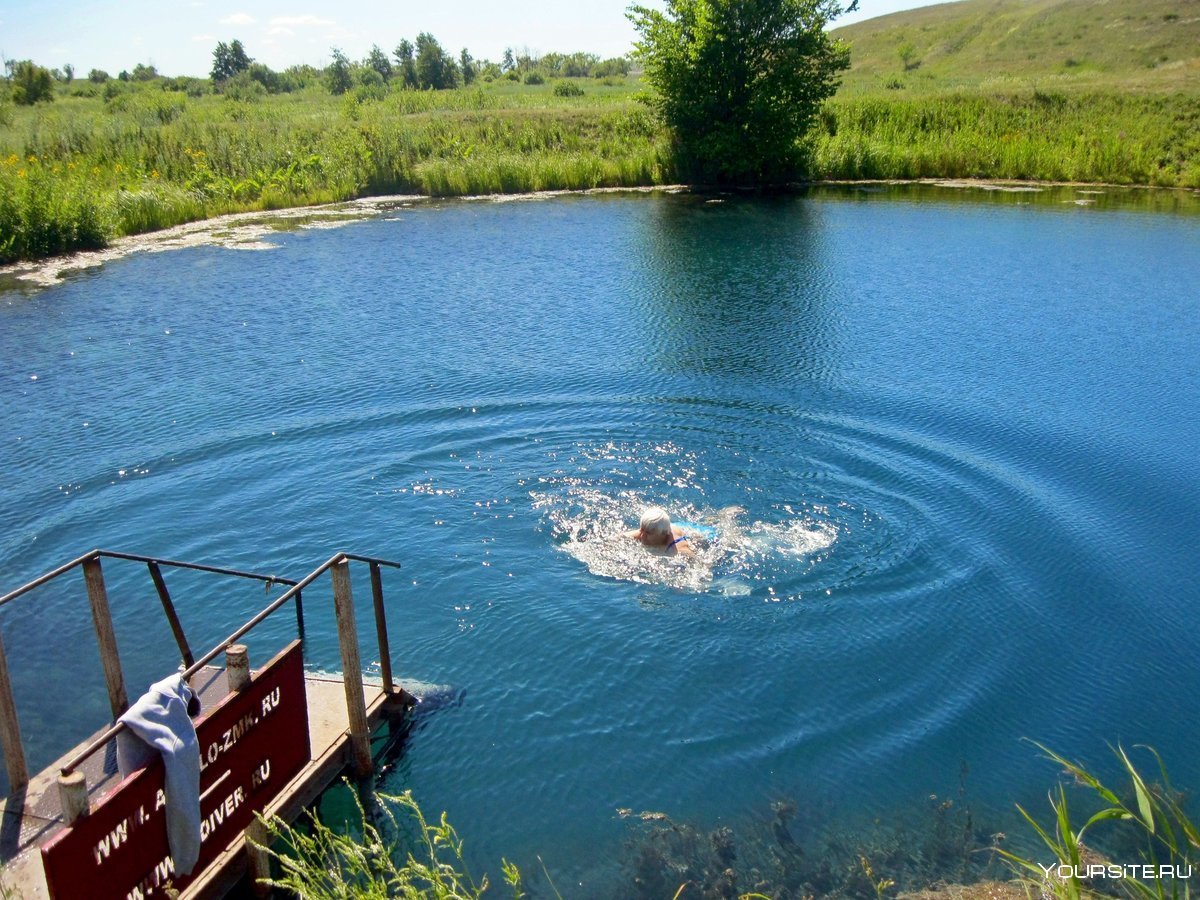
[2,76,1197,264]
[812,90,1200,185]
[0,78,671,264]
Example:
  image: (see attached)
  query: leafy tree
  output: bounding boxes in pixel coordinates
[415,32,458,90]
[211,39,252,82]
[326,47,353,94]
[392,39,417,88]
[460,48,475,85]
[594,56,630,78]
[629,0,855,184]
[11,60,55,104]
[502,48,515,72]
[366,44,392,82]
[131,62,158,81]
[62,63,74,82]
[223,70,265,102]
[280,64,320,92]
[897,41,918,71]
[247,62,280,93]
[88,68,110,83]
[354,67,388,101]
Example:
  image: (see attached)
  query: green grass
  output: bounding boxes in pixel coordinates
[813,90,1200,185]
[1,48,1197,264]
[1001,743,1199,900]
[0,77,670,264]
[832,0,1200,95]
[255,786,525,899]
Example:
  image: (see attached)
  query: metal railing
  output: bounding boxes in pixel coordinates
[0,549,401,798]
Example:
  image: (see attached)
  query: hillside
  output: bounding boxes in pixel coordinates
[831,0,1200,93]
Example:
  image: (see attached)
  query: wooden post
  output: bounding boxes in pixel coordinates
[369,563,395,695]
[58,771,89,824]
[330,560,372,777]
[0,627,28,791]
[245,817,272,897]
[83,557,128,718]
[227,644,251,692]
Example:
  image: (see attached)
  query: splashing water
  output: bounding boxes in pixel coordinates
[531,442,838,594]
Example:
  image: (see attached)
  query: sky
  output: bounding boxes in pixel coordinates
[0,0,941,78]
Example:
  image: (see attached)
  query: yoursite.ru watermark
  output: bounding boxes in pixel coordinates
[1039,863,1194,880]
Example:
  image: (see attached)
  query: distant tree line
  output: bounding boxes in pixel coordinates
[0,34,630,108]
[202,34,630,97]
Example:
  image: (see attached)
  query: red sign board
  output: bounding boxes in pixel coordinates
[42,640,311,900]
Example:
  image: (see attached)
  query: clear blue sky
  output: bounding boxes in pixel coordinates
[0,0,941,77]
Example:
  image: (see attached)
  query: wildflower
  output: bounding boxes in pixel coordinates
[151,169,160,178]
[27,154,37,163]
[18,169,27,177]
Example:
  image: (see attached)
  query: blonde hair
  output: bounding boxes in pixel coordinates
[640,506,672,537]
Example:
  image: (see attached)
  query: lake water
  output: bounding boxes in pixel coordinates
[2,186,1198,894]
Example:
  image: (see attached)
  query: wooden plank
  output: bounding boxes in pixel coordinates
[0,626,29,791]
[330,561,372,777]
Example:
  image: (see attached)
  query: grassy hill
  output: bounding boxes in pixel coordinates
[832,0,1200,93]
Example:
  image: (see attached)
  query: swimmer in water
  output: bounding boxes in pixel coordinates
[626,506,694,558]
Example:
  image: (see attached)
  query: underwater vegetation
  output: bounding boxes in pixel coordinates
[255,744,1200,900]
[620,764,1005,899]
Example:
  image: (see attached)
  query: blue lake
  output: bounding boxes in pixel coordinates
[1,186,1198,893]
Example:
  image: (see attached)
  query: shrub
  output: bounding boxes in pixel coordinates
[523,71,544,85]
[11,61,55,105]
[554,81,584,97]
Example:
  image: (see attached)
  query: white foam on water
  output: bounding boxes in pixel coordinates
[533,487,838,594]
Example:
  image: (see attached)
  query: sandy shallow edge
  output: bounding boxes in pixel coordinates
[0,186,691,290]
[3,179,1194,290]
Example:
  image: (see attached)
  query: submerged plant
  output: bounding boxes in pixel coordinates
[253,785,523,899]
[621,768,1000,899]
[1002,743,1199,900]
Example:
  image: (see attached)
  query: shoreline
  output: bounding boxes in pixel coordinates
[3,179,1196,291]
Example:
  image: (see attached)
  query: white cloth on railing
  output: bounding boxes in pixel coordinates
[116,673,202,876]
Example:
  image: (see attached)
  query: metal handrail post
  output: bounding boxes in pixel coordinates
[368,562,395,695]
[147,562,194,668]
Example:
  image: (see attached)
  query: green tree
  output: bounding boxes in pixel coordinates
[629,0,855,184]
[61,63,74,82]
[131,62,158,81]
[898,41,918,71]
[326,47,352,94]
[211,39,251,82]
[366,44,392,82]
[11,60,55,104]
[393,39,417,88]
[88,68,110,83]
[415,32,458,90]
[247,62,280,93]
[460,48,475,85]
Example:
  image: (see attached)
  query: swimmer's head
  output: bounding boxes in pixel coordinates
[639,506,672,540]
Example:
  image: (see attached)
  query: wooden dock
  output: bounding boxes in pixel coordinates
[0,550,413,900]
